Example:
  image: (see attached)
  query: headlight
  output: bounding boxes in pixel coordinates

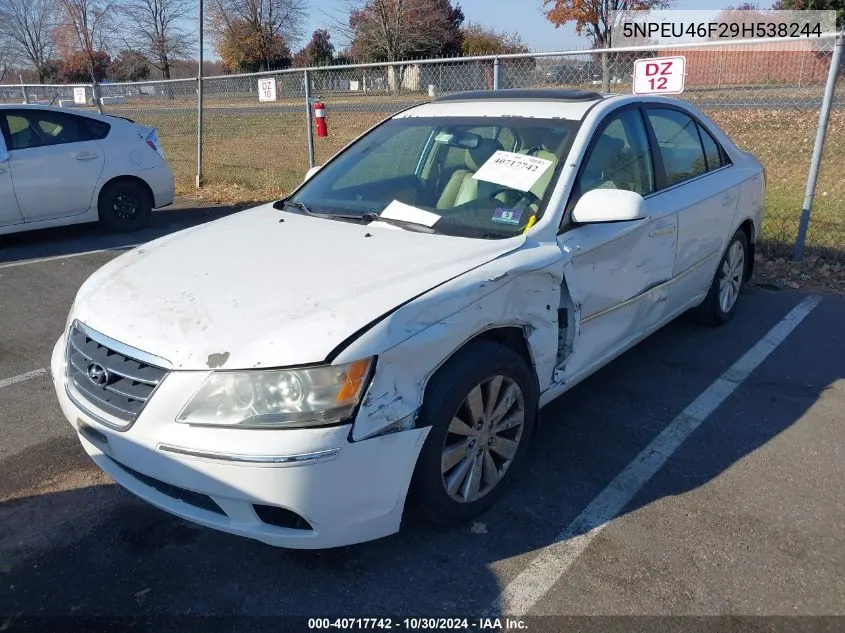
[177,358,374,428]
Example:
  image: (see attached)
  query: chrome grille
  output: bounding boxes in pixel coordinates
[65,322,168,428]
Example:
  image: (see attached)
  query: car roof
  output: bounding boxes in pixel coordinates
[395,91,693,121]
[396,88,605,121]
[0,103,136,125]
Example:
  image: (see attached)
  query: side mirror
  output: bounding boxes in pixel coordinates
[571,188,647,224]
[304,165,322,182]
[0,146,8,163]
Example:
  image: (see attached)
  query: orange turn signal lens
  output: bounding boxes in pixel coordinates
[335,358,373,403]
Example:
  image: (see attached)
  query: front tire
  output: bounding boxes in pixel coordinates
[696,228,748,326]
[408,339,538,525]
[98,179,152,232]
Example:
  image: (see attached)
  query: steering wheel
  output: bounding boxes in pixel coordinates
[487,187,542,208]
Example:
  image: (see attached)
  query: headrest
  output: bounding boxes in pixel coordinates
[466,138,504,170]
[518,128,556,152]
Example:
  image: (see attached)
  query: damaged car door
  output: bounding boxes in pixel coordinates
[555,107,678,380]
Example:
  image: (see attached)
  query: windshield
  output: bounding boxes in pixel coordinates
[289,116,579,239]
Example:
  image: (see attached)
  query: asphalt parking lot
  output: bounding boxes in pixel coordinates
[1,204,843,632]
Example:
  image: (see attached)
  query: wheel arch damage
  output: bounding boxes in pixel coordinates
[338,241,582,442]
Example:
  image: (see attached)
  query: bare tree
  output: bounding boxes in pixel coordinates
[119,0,194,79]
[0,0,57,82]
[0,38,12,84]
[341,0,463,63]
[58,0,117,93]
[210,0,307,72]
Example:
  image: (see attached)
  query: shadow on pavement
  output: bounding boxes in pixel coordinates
[0,288,841,629]
[0,201,252,265]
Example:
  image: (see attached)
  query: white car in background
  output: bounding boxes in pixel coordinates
[51,89,765,549]
[0,105,174,236]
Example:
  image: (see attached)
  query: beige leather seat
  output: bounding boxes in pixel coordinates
[436,138,504,209]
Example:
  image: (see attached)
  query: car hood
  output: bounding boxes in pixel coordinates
[72,204,525,369]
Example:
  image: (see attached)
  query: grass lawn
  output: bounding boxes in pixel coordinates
[118,104,845,259]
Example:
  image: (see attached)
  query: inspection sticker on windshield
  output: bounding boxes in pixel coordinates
[472,150,553,192]
[492,208,523,225]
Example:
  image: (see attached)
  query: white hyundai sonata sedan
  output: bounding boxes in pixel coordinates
[50,89,765,549]
[0,105,174,235]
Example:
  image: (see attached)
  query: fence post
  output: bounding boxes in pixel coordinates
[196,0,204,188]
[92,83,103,114]
[493,57,500,90]
[20,76,28,104]
[794,34,843,261]
[304,69,315,169]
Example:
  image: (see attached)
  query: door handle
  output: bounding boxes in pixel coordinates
[73,152,99,160]
[649,225,676,238]
[0,166,6,174]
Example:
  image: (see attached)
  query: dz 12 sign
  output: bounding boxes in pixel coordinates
[633,56,686,95]
[73,87,87,104]
[257,78,277,102]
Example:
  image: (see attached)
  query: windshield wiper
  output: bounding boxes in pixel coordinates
[277,199,368,224]
[277,199,315,216]
[276,201,433,232]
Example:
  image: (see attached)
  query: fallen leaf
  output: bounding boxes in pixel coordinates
[471,521,488,535]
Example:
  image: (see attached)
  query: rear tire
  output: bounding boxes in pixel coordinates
[98,179,152,232]
[695,229,748,326]
[408,339,538,525]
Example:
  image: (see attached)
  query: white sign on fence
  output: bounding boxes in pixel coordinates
[73,87,87,104]
[633,56,686,95]
[349,80,360,91]
[258,78,277,102]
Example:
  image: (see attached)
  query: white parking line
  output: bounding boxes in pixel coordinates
[0,245,140,269]
[0,368,48,390]
[488,294,823,616]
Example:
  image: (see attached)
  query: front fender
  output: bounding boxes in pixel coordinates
[344,242,566,442]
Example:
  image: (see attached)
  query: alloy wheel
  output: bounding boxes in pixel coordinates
[440,375,525,504]
[718,240,745,314]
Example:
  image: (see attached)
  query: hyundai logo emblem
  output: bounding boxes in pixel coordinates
[86,363,109,387]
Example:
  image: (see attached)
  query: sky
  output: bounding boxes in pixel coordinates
[193,0,767,61]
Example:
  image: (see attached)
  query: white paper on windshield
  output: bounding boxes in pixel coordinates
[472,150,554,192]
[380,200,441,227]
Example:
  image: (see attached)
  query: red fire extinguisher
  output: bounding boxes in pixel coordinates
[314,100,328,137]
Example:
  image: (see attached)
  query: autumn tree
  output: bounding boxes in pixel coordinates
[0,0,57,82]
[211,0,305,72]
[461,22,528,56]
[542,0,671,91]
[292,28,334,67]
[59,48,110,82]
[346,0,465,63]
[217,19,292,71]
[119,0,194,79]
[108,49,150,80]
[772,0,844,29]
[460,22,529,89]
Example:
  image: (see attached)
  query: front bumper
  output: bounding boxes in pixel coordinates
[51,335,428,549]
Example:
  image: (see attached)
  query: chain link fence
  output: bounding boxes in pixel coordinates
[4,34,843,263]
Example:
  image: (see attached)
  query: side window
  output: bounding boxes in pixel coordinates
[646,109,708,186]
[3,111,109,151]
[577,109,655,198]
[697,123,729,172]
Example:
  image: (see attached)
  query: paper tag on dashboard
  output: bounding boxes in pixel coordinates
[380,200,441,227]
[472,150,553,192]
